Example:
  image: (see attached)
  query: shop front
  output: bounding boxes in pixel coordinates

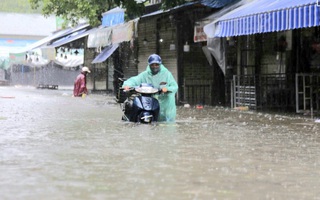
[205,0,320,115]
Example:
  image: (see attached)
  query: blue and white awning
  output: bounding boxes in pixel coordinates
[205,0,320,37]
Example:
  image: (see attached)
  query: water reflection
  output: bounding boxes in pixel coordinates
[0,87,319,199]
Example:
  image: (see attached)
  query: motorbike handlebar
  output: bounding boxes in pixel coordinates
[121,87,135,92]
[121,85,172,94]
[158,88,172,94]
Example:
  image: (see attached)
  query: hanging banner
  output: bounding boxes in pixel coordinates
[54,54,83,67]
[41,47,56,61]
[87,27,112,48]
[194,22,207,42]
[9,52,26,64]
[112,21,134,44]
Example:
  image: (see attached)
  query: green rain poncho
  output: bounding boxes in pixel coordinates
[123,64,178,122]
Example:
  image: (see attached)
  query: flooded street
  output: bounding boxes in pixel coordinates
[1,86,320,200]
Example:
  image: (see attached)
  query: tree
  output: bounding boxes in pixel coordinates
[1,0,42,13]
[29,0,123,27]
[28,0,192,27]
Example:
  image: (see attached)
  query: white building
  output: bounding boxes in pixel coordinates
[0,12,57,68]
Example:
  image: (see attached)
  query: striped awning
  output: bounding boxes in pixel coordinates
[206,0,320,37]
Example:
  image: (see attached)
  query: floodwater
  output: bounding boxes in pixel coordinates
[0,86,320,200]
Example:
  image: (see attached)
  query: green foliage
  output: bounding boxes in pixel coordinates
[26,0,191,26]
[120,0,146,20]
[0,0,42,13]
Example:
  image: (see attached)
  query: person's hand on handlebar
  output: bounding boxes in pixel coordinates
[123,86,130,91]
[161,87,168,93]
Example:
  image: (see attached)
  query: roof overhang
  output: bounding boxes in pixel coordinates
[140,0,238,19]
[91,43,119,64]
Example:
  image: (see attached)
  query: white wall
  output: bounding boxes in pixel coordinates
[0,12,57,59]
[0,12,56,37]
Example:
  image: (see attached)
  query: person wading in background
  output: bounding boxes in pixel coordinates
[73,66,91,97]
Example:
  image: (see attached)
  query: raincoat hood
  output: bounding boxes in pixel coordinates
[147,64,165,75]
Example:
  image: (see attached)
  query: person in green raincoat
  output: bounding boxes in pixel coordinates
[122,54,178,122]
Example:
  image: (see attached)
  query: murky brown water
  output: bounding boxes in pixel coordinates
[1,86,320,200]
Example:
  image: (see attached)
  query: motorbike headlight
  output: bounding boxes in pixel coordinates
[140,112,153,123]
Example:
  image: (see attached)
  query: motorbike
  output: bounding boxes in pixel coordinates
[116,78,165,124]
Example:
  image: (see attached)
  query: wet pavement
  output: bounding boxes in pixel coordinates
[0,86,320,200]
